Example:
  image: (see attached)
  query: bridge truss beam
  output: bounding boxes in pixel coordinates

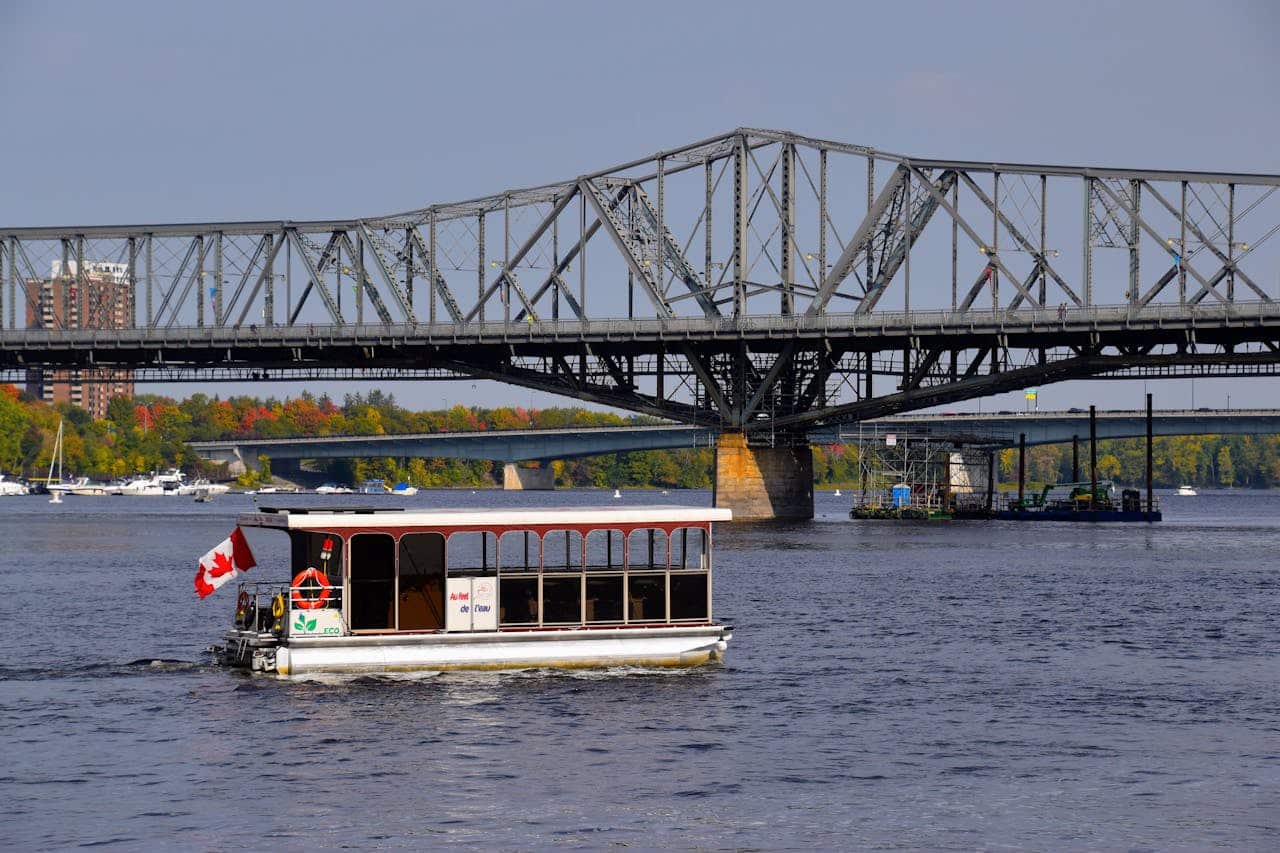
[4,128,1279,437]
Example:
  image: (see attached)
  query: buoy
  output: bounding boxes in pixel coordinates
[834,488,842,497]
[613,489,622,499]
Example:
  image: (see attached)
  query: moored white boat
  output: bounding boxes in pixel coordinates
[390,482,418,496]
[115,474,165,496]
[179,479,231,497]
[315,483,354,495]
[52,475,116,496]
[217,505,733,676]
[0,475,29,496]
[1177,485,1197,496]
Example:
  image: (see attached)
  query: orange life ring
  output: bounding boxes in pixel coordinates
[290,567,332,610]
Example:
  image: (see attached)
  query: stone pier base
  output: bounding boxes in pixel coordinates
[712,432,814,521]
[503,463,555,490]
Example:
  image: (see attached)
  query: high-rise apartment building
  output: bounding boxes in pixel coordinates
[25,260,134,420]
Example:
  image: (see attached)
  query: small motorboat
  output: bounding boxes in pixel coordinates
[1177,485,1197,496]
[391,482,419,496]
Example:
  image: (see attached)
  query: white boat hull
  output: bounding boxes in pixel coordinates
[227,625,731,676]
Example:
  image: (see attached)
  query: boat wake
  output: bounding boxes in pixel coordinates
[0,658,206,682]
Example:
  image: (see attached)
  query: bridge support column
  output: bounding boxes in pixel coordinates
[712,432,813,521]
[217,447,248,476]
[503,463,554,491]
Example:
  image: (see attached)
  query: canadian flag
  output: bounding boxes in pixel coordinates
[194,527,257,599]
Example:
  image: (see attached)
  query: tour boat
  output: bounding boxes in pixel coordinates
[1177,485,1197,496]
[217,505,733,676]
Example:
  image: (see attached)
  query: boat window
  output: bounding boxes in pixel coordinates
[625,529,668,570]
[540,575,582,625]
[290,530,345,580]
[670,573,709,621]
[628,573,666,622]
[447,531,497,576]
[349,533,396,631]
[585,575,623,623]
[499,577,539,626]
[498,530,538,572]
[540,529,583,571]
[669,527,708,570]
[584,529,624,571]
[397,533,445,631]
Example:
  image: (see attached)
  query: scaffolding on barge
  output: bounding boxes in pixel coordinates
[844,425,996,520]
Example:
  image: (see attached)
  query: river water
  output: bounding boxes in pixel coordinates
[2,489,1277,850]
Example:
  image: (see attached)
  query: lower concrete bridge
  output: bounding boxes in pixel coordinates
[191,423,715,470]
[815,409,1280,447]
[190,409,1280,517]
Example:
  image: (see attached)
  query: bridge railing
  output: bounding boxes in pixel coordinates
[4,299,1279,347]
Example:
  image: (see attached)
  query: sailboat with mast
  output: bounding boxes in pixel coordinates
[46,420,64,504]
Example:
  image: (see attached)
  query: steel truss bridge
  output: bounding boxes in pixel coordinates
[4,128,1280,440]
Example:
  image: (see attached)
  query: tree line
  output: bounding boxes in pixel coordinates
[1,384,1277,489]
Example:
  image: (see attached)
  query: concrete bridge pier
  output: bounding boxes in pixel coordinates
[503,463,555,490]
[712,432,814,521]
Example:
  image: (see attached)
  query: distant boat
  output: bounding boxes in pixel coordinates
[115,474,165,496]
[52,476,106,496]
[315,483,353,495]
[834,488,842,497]
[1177,485,1197,496]
[613,489,622,499]
[179,479,231,497]
[391,482,419,496]
[0,475,29,496]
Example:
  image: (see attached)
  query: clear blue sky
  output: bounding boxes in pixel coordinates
[3,0,1277,413]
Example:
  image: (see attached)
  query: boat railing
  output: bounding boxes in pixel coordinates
[998,491,1161,513]
[233,577,345,633]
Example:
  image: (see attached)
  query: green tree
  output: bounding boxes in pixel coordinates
[1217,445,1234,487]
[0,388,29,471]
